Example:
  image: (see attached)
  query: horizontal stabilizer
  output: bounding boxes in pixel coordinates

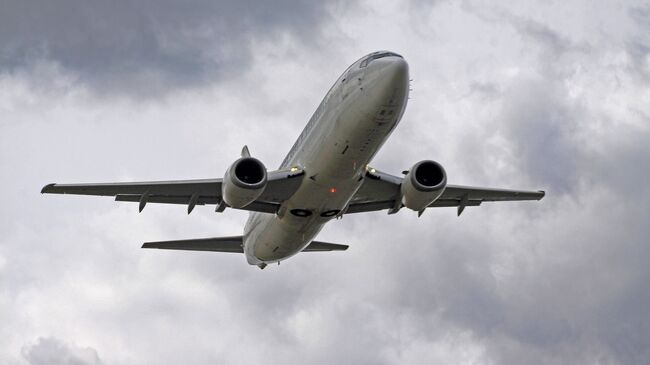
[303,241,348,252]
[142,236,244,253]
[142,236,348,253]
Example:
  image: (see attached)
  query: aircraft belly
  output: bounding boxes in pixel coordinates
[301,119,392,180]
[244,55,409,266]
[244,172,359,264]
[245,214,324,264]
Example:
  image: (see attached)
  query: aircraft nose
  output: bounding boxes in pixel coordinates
[363,56,409,105]
[368,56,409,91]
[382,56,408,79]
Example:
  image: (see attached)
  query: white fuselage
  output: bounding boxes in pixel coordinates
[243,52,410,266]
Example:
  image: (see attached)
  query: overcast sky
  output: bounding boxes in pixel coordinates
[1,0,649,364]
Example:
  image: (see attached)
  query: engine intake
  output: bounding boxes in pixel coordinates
[222,157,267,208]
[401,160,447,212]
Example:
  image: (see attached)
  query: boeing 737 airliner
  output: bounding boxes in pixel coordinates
[42,51,545,269]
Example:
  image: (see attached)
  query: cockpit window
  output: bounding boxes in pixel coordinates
[359,52,403,68]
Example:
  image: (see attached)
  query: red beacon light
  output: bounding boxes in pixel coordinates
[329,187,337,193]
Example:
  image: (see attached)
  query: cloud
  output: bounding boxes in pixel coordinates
[626,5,650,81]
[0,0,337,95]
[1,1,649,364]
[21,338,102,365]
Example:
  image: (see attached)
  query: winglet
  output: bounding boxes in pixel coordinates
[241,145,251,158]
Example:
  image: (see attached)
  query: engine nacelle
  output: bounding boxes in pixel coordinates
[401,160,447,212]
[222,157,267,208]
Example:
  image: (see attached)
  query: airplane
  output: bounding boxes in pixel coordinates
[42,51,545,269]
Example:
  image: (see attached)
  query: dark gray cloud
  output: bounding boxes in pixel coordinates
[498,77,580,193]
[2,1,650,364]
[0,0,334,94]
[626,5,650,81]
[458,6,601,194]
[21,337,103,365]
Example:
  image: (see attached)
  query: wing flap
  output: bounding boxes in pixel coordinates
[345,198,482,214]
[115,195,279,213]
[115,194,215,205]
[41,179,220,196]
[441,185,545,201]
[429,198,482,208]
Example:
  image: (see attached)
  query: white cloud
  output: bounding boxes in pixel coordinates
[1,1,649,364]
[21,337,102,365]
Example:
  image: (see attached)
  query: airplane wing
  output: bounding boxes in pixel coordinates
[41,168,305,214]
[142,236,348,253]
[347,168,545,215]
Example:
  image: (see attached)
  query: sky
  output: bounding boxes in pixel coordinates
[1,0,649,364]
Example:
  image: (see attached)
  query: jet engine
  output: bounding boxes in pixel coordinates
[401,160,447,212]
[222,157,268,208]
